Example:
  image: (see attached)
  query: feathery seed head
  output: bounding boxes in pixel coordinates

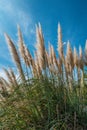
[51,45,58,66]
[79,45,82,59]
[36,24,46,69]
[73,47,78,67]
[65,55,70,74]
[18,25,25,57]
[4,33,25,81]
[3,68,13,85]
[9,68,18,87]
[57,58,62,74]
[79,45,84,69]
[66,41,74,69]
[58,23,64,62]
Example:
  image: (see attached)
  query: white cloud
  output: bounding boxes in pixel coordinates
[0,0,12,12]
[17,10,33,36]
[0,0,35,72]
[0,0,34,36]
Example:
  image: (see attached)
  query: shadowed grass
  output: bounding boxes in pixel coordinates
[0,76,87,130]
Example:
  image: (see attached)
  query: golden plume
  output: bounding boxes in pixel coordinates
[73,47,78,67]
[58,23,64,62]
[4,33,25,81]
[36,23,46,70]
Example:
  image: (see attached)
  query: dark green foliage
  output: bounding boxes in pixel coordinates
[0,76,87,130]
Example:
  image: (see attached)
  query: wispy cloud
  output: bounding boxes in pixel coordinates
[0,0,35,70]
[0,0,34,36]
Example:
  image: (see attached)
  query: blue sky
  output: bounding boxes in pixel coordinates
[0,0,87,76]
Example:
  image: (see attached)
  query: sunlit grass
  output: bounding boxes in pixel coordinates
[0,24,87,129]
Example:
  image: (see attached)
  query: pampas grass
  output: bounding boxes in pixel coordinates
[36,24,47,70]
[0,24,87,130]
[9,68,18,87]
[58,23,64,62]
[5,33,25,81]
[3,68,13,86]
[73,47,78,67]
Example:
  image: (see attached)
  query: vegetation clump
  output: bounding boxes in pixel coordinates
[0,23,87,130]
